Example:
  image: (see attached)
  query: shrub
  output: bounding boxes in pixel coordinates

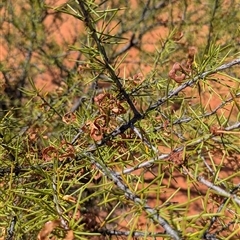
[0,0,240,239]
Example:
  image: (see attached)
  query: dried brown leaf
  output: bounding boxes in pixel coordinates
[62,112,76,124]
[59,141,75,161]
[37,220,60,240]
[64,230,74,240]
[168,62,186,83]
[42,146,58,161]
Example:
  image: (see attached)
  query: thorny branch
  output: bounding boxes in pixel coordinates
[154,92,240,132]
[1,57,239,239]
[85,58,240,150]
[52,173,69,230]
[77,0,141,118]
[1,59,239,176]
[147,58,240,112]
[202,184,240,239]
[198,177,240,206]
[86,152,181,240]
[98,229,163,237]
[6,216,16,240]
[110,0,171,60]
[2,0,239,239]
[115,119,240,176]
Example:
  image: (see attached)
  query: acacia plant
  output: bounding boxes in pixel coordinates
[0,0,240,239]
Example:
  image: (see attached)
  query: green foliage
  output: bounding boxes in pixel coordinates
[0,0,240,239]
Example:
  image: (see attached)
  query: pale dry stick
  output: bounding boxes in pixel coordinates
[99,229,163,238]
[116,119,240,176]
[197,156,239,231]
[147,58,240,112]
[201,156,212,173]
[131,125,159,153]
[116,152,172,176]
[200,155,227,188]
[202,184,240,239]
[197,176,240,206]
[88,58,240,149]
[154,92,240,132]
[204,93,240,118]
[85,153,181,240]
[2,119,238,179]
[224,121,240,131]
[215,130,240,135]
[2,117,238,179]
[70,96,88,113]
[203,233,219,240]
[6,216,17,240]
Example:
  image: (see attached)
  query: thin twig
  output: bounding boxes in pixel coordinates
[197,176,240,206]
[98,228,164,237]
[77,0,141,118]
[1,118,239,177]
[147,58,240,112]
[202,184,240,238]
[6,216,17,240]
[90,58,240,149]
[154,92,240,132]
[86,152,181,240]
[52,172,69,229]
[115,118,240,176]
